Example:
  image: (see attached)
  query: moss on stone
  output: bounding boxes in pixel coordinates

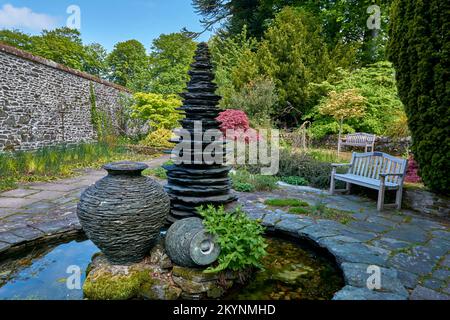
[83,268,151,300]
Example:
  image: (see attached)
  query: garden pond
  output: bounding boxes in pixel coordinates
[0,236,343,300]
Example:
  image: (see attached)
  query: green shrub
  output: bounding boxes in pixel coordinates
[278,149,335,189]
[231,170,278,192]
[388,0,449,194]
[233,182,255,192]
[264,198,309,207]
[280,176,309,186]
[198,205,268,273]
[140,128,174,149]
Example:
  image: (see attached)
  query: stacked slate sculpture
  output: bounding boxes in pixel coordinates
[164,42,236,223]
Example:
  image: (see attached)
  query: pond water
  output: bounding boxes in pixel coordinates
[0,236,343,300]
[225,237,343,300]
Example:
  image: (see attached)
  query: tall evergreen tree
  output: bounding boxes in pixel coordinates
[388,0,449,194]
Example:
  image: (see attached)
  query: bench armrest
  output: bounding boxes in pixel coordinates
[331,163,352,168]
[380,173,404,177]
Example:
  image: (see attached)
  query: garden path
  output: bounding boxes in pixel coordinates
[0,155,169,252]
[238,183,450,300]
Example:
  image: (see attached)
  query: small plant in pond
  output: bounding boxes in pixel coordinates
[280,176,309,186]
[197,205,268,273]
[264,198,309,207]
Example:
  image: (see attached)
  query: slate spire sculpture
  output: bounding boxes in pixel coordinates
[164,42,236,223]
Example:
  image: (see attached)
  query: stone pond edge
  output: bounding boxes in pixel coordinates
[1,211,409,300]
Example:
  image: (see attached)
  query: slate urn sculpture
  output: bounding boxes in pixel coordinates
[164,42,236,223]
[77,161,170,265]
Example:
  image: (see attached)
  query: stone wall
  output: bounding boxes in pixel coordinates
[0,43,130,152]
[310,135,411,156]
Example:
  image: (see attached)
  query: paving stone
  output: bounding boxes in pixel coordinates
[408,217,448,230]
[261,211,283,227]
[350,211,368,219]
[384,226,429,243]
[21,201,56,214]
[413,240,450,261]
[0,208,16,219]
[372,237,411,251]
[299,224,342,242]
[333,285,406,300]
[397,270,419,289]
[9,227,44,241]
[0,189,40,198]
[431,269,450,281]
[325,243,388,266]
[26,190,66,201]
[30,219,75,235]
[389,252,435,275]
[410,286,450,300]
[27,183,81,192]
[245,210,266,221]
[0,197,38,209]
[431,230,450,242]
[441,255,450,268]
[422,278,446,291]
[365,216,400,228]
[0,231,25,244]
[340,262,408,298]
[0,241,11,253]
[443,285,450,295]
[348,220,392,233]
[276,217,313,235]
[317,235,361,248]
[340,229,378,242]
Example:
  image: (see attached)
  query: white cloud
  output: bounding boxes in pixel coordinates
[0,4,57,31]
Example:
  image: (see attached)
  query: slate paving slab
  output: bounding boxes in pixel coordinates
[340,262,408,298]
[389,252,436,275]
[384,226,429,243]
[0,189,39,198]
[410,286,450,300]
[333,285,406,300]
[0,197,38,209]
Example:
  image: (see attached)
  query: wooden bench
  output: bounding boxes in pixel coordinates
[330,152,408,211]
[338,133,376,153]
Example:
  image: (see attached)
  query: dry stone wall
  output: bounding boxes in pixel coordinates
[0,43,130,151]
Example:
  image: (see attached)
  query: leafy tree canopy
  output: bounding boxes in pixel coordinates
[147,33,197,94]
[107,40,149,89]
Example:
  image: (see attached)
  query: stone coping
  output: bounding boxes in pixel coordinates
[245,209,409,300]
[0,211,408,300]
[0,42,130,92]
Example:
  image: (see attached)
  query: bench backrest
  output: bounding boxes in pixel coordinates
[343,133,376,145]
[348,152,408,184]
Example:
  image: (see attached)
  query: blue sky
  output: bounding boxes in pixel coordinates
[0,1,213,52]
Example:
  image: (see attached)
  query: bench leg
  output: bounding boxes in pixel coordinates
[330,169,336,195]
[395,186,403,210]
[377,186,385,211]
[346,182,351,194]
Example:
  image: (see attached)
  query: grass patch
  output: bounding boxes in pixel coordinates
[264,198,309,207]
[0,142,151,192]
[264,197,354,224]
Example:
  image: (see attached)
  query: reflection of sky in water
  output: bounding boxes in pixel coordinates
[0,240,99,300]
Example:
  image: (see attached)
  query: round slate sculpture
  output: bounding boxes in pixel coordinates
[77,161,170,265]
[165,217,220,268]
